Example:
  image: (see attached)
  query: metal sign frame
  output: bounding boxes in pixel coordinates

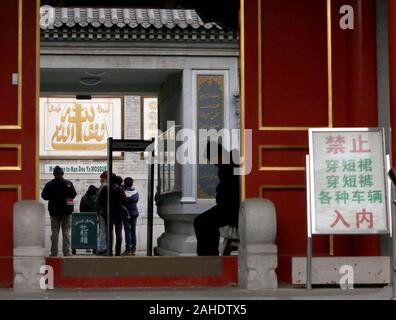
[308,127,391,235]
[305,128,394,297]
[106,137,155,257]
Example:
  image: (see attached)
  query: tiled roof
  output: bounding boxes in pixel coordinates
[42,27,238,42]
[41,6,222,30]
[40,6,238,43]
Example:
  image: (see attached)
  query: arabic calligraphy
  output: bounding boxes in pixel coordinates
[143,98,158,140]
[196,75,224,199]
[48,102,111,150]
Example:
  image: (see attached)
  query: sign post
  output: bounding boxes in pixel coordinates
[147,143,155,257]
[106,137,113,257]
[306,128,392,289]
[306,155,312,290]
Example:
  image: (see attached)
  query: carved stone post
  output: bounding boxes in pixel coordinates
[239,198,277,289]
[13,201,46,291]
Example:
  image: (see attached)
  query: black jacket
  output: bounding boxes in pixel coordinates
[79,185,98,212]
[41,177,77,216]
[80,195,96,213]
[215,163,240,227]
[97,183,126,222]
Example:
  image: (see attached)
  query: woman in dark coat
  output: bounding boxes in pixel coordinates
[79,185,99,212]
[96,174,126,256]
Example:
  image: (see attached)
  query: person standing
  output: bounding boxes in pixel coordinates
[41,166,77,257]
[97,173,126,256]
[122,177,139,256]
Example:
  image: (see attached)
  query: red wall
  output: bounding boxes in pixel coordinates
[0,0,38,287]
[242,0,379,284]
[390,0,396,167]
[0,0,381,288]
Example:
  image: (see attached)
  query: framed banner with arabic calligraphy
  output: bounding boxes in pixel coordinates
[39,97,123,159]
[141,97,158,141]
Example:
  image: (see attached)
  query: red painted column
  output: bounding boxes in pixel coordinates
[332,0,378,128]
[0,0,38,287]
[389,0,396,165]
[331,0,380,257]
[347,0,378,127]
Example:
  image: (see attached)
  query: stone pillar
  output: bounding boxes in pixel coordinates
[13,201,46,291]
[338,0,377,127]
[154,213,198,256]
[154,192,215,256]
[238,198,277,290]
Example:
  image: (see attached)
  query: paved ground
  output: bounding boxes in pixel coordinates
[0,286,394,300]
[5,252,395,300]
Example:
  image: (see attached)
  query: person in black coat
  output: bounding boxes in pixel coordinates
[96,173,126,256]
[41,166,77,257]
[79,185,99,213]
[193,142,240,256]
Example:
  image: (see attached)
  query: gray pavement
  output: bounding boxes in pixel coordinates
[0,286,393,300]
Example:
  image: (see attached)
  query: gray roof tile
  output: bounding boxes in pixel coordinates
[41,6,222,30]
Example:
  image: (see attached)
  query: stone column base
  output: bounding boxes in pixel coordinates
[154,213,199,256]
[154,234,197,256]
[238,198,278,290]
[239,244,278,290]
[14,246,46,291]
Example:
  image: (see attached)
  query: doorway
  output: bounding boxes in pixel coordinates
[38,94,163,256]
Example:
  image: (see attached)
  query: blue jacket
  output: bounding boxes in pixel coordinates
[124,186,139,218]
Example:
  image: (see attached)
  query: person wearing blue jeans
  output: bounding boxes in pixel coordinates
[123,215,137,255]
[122,177,139,256]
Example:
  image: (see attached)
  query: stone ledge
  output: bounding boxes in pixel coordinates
[154,247,195,257]
[44,256,238,288]
[292,256,391,285]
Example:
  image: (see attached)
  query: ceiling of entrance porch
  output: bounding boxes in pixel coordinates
[41,68,180,94]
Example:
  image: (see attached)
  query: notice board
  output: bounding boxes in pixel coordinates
[308,128,390,235]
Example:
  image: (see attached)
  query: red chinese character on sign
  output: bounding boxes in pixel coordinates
[330,210,351,228]
[356,209,374,228]
[325,135,346,154]
[351,134,371,153]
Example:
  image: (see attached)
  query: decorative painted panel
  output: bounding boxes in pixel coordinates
[196,75,224,199]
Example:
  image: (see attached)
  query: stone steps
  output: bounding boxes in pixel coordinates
[45,256,238,288]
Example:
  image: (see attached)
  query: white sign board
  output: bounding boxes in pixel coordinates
[43,164,107,174]
[308,128,390,235]
[40,97,122,158]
